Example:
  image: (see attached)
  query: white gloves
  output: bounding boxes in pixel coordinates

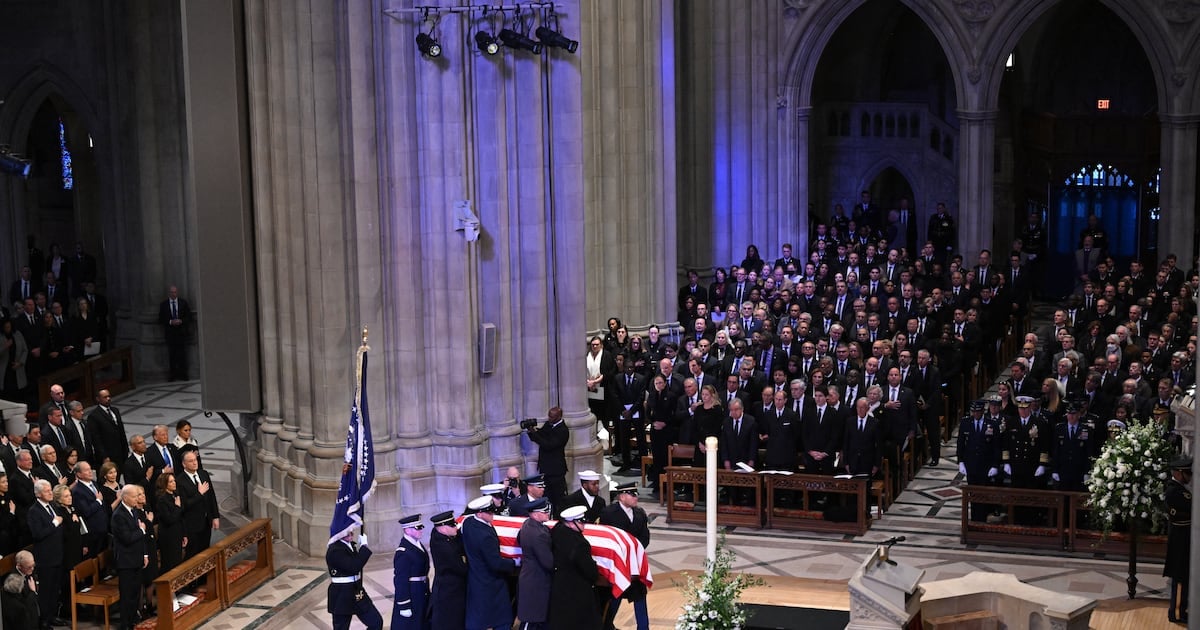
[958,463,967,476]
[358,535,368,547]
[398,609,412,618]
[1003,464,1012,476]
[1034,465,1046,477]
[1051,473,1060,482]
[987,467,998,478]
[513,557,521,567]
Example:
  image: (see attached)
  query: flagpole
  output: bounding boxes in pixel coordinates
[356,325,369,538]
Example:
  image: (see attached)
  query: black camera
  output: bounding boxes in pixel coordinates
[520,417,539,431]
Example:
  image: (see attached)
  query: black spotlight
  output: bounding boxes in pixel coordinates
[499,28,542,54]
[0,149,32,178]
[416,32,442,58]
[475,31,500,55]
[535,26,578,53]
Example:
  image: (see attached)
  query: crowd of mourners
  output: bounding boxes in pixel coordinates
[584,199,1198,512]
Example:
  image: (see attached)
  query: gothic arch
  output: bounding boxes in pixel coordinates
[782,0,970,108]
[0,63,104,154]
[859,159,921,203]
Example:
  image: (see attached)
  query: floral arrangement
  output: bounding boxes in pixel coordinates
[675,533,763,630]
[1086,420,1173,536]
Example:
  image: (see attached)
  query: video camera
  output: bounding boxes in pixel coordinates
[520,417,539,431]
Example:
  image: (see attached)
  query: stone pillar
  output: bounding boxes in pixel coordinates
[788,101,812,259]
[956,109,999,257]
[581,0,678,330]
[1158,114,1200,264]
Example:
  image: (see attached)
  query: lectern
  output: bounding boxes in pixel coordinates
[846,544,924,629]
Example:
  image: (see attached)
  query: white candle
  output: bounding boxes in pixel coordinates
[706,435,718,562]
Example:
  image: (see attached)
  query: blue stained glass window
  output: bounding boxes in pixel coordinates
[59,118,73,190]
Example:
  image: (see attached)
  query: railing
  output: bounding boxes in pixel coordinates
[151,519,276,629]
[763,474,870,535]
[818,102,958,163]
[959,485,1166,557]
[36,346,135,407]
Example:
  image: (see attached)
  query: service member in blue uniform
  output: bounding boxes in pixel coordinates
[957,399,1001,522]
[507,474,550,518]
[392,513,431,630]
[327,530,383,630]
[1165,455,1192,624]
[427,511,467,630]
[461,495,518,630]
[515,498,554,630]
[1050,402,1095,492]
[599,482,651,630]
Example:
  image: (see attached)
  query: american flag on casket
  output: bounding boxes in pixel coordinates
[470,515,653,598]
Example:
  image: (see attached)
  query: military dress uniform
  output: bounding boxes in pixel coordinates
[392,514,431,630]
[1165,458,1192,623]
[427,511,468,630]
[1050,416,1094,492]
[957,401,1001,522]
[1002,399,1051,524]
[327,536,383,630]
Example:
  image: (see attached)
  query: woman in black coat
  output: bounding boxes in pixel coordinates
[645,374,679,488]
[691,385,726,467]
[54,483,86,602]
[155,472,186,575]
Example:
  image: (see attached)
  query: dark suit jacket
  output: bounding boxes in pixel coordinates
[87,406,129,467]
[528,419,568,477]
[121,453,154,495]
[598,502,650,549]
[27,500,64,567]
[71,480,111,538]
[176,469,220,534]
[879,385,919,442]
[158,298,192,342]
[760,408,801,470]
[8,279,42,306]
[842,416,882,475]
[110,504,150,570]
[145,441,181,488]
[801,406,842,459]
[719,414,759,467]
[613,372,647,415]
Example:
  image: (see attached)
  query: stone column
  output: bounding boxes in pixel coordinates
[955,109,999,258]
[581,0,678,330]
[1158,114,1200,263]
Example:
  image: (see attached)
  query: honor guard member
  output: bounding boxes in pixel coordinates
[327,530,383,630]
[957,399,1001,522]
[599,482,651,630]
[548,506,602,630]
[559,470,606,523]
[515,498,554,630]
[461,496,518,630]
[508,474,550,518]
[1165,455,1192,623]
[427,511,467,630]
[392,514,430,630]
[1002,396,1051,525]
[1050,402,1094,492]
[480,482,510,516]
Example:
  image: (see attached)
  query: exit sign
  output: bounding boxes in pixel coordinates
[1097,99,1110,110]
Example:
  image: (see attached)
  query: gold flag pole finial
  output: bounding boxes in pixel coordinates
[361,326,369,346]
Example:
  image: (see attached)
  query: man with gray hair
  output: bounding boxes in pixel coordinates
[2,549,39,627]
[28,478,64,628]
[34,445,65,486]
[112,483,153,629]
[65,400,95,465]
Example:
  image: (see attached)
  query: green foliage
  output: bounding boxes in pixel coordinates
[675,532,765,630]
[1086,420,1173,536]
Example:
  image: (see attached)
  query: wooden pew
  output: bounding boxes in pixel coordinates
[959,485,1066,550]
[664,466,763,528]
[36,346,136,407]
[152,547,224,630]
[215,518,276,605]
[763,473,870,535]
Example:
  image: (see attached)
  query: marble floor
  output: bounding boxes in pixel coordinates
[59,371,1171,630]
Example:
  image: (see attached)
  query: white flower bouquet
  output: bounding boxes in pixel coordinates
[1086,420,1172,536]
[675,534,763,630]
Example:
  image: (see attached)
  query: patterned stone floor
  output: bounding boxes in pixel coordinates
[62,374,1168,629]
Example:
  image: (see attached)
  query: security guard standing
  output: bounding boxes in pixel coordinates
[428,511,467,630]
[957,399,1000,522]
[392,514,430,630]
[1165,455,1192,624]
[327,530,383,630]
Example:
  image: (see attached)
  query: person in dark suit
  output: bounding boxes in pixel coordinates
[427,511,467,630]
[326,529,382,630]
[842,398,881,477]
[801,388,841,475]
[154,472,186,575]
[2,551,40,630]
[559,471,606,523]
[1050,403,1095,493]
[32,445,66,486]
[515,499,554,629]
[64,401,96,466]
[677,269,709,311]
[759,389,800,472]
[1164,456,1192,624]
[144,425,180,489]
[612,360,647,471]
[122,434,155,495]
[720,399,759,470]
[879,368,918,491]
[527,406,569,506]
[159,286,192,381]
[461,496,517,630]
[548,506,601,630]
[87,389,129,468]
[10,451,35,548]
[176,449,219,560]
[913,350,944,466]
[599,483,651,630]
[391,513,430,630]
[39,402,71,460]
[8,266,39,307]
[71,461,110,557]
[644,374,679,491]
[28,479,65,629]
[957,400,1001,521]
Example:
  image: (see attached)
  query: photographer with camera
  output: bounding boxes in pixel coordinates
[526,406,569,506]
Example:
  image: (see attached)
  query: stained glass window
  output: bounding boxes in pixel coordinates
[59,117,73,190]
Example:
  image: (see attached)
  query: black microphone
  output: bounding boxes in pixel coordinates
[883,536,906,546]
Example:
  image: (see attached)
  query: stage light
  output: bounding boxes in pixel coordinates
[535,26,578,53]
[0,148,32,178]
[416,32,442,58]
[475,31,500,55]
[499,28,541,54]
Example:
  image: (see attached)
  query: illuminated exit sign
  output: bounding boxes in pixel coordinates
[1097,99,1110,110]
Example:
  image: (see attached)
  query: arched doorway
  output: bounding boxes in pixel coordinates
[809,0,958,251]
[865,166,917,253]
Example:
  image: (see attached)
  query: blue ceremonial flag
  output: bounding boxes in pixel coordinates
[328,341,377,546]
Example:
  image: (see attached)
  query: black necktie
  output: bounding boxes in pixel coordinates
[976,420,982,434]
